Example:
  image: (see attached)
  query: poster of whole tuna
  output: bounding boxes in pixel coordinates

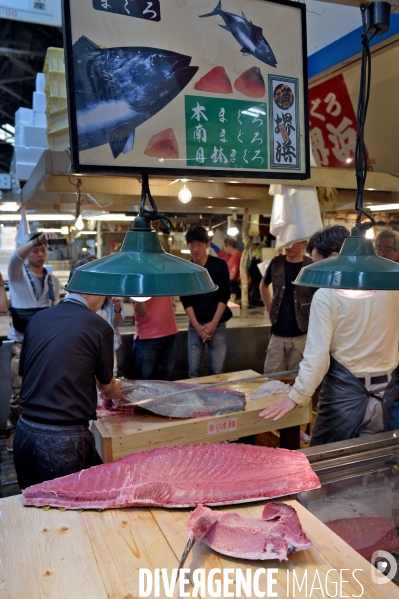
[63,0,309,178]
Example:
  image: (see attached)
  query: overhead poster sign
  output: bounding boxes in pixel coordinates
[63,0,309,178]
[1,0,62,26]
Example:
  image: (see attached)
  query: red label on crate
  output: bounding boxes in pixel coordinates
[207,417,237,435]
[308,74,358,168]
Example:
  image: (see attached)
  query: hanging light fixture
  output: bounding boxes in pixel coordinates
[178,180,192,204]
[295,3,399,294]
[67,174,217,297]
[227,215,239,236]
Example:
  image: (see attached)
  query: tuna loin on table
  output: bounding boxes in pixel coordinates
[106,379,247,419]
[22,444,320,510]
[185,502,312,562]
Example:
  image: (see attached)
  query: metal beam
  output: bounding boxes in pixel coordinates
[0,46,45,59]
[7,55,37,76]
[0,107,14,121]
[0,75,35,85]
[0,84,29,104]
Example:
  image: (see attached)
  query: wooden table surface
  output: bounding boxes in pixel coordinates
[1,494,396,599]
[91,370,312,462]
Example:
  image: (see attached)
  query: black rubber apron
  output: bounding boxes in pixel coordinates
[310,356,396,447]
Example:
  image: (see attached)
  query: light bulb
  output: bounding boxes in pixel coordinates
[178,183,192,204]
[227,215,238,236]
[130,296,152,302]
[208,229,214,237]
[75,215,84,231]
[365,228,374,239]
[335,289,377,299]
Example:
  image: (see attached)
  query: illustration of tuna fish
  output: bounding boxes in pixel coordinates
[72,36,198,158]
[199,1,277,68]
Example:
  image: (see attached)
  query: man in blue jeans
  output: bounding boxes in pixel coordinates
[181,226,232,378]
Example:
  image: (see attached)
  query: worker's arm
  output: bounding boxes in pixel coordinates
[96,377,123,399]
[259,289,333,421]
[111,297,124,326]
[260,280,272,313]
[131,298,148,317]
[0,272,7,313]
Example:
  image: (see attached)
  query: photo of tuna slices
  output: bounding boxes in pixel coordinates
[184,502,312,563]
[22,444,320,510]
[194,66,233,93]
[234,67,265,98]
[144,128,179,159]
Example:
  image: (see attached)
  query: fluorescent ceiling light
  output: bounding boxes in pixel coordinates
[90,213,134,221]
[0,202,19,211]
[0,214,75,221]
[368,204,399,211]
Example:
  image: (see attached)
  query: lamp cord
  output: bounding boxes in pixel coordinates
[355,6,376,229]
[139,173,172,231]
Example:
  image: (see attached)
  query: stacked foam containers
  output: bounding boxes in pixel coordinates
[44,48,70,151]
[13,73,49,180]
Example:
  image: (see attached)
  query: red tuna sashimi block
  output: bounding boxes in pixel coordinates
[194,67,233,94]
[22,444,320,510]
[187,502,312,561]
[144,128,179,159]
[234,67,265,98]
[325,516,399,562]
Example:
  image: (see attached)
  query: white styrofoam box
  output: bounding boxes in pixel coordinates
[14,145,45,164]
[15,163,36,181]
[33,111,47,127]
[0,174,11,189]
[15,107,33,125]
[33,91,46,113]
[23,125,48,148]
[36,72,45,93]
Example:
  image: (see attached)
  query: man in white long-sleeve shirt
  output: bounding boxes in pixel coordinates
[259,228,399,446]
[7,232,60,451]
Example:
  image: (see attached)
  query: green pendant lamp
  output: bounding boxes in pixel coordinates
[67,174,217,297]
[295,2,399,292]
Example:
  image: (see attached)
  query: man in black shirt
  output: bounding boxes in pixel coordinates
[13,292,123,489]
[260,241,315,375]
[181,226,232,378]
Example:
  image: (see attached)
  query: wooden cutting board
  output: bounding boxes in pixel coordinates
[1,495,398,598]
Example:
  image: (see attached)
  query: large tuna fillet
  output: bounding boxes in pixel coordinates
[22,444,320,510]
[187,502,312,561]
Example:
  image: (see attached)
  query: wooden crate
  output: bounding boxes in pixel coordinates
[43,47,65,73]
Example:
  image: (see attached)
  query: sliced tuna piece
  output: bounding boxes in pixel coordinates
[144,128,179,159]
[118,379,246,419]
[194,66,233,93]
[234,67,265,98]
[186,502,312,561]
[325,516,399,561]
[22,444,320,510]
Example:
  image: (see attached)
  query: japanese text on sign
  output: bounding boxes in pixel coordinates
[185,96,268,171]
[269,76,300,169]
[92,0,160,21]
[207,417,237,435]
[308,73,357,168]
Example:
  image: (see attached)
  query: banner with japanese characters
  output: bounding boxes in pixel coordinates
[63,0,309,178]
[308,74,358,168]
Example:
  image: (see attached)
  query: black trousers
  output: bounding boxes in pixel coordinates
[13,415,97,490]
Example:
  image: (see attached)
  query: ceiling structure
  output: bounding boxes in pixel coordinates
[0,18,63,172]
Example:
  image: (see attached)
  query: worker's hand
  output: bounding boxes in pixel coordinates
[109,378,123,400]
[258,396,297,421]
[196,324,211,342]
[111,297,123,312]
[37,232,58,244]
